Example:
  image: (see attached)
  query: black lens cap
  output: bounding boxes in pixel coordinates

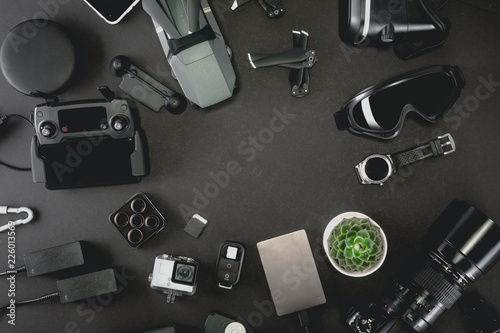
[0,20,76,96]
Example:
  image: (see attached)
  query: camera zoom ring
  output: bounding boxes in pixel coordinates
[411,262,463,309]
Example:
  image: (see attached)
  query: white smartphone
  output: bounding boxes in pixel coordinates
[83,0,141,24]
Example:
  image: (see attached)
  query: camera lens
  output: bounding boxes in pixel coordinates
[114,212,129,227]
[145,216,159,230]
[128,229,143,244]
[130,214,144,228]
[175,264,194,283]
[131,198,146,213]
[347,201,500,333]
[426,200,500,282]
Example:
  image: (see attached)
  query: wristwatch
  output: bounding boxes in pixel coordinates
[355,133,456,185]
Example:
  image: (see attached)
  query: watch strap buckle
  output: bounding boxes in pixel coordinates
[437,133,456,155]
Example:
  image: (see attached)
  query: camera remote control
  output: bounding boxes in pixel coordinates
[216,241,245,289]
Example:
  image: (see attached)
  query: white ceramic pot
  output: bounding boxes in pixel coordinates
[323,211,388,277]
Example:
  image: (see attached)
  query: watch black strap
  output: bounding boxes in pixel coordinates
[392,134,455,170]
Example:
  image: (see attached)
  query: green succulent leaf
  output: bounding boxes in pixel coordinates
[350,225,362,233]
[327,235,336,248]
[336,250,345,260]
[357,229,369,238]
[344,247,354,259]
[346,231,357,238]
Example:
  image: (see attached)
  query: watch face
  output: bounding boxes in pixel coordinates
[364,156,391,182]
[85,0,139,23]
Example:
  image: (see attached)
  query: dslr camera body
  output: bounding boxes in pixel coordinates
[149,254,200,304]
[30,89,148,189]
[346,200,500,333]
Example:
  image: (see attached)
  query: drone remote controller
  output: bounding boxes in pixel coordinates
[30,87,148,189]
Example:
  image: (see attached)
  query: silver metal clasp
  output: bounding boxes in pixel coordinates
[0,206,34,232]
[438,133,456,155]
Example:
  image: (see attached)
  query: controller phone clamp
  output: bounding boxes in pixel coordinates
[30,86,149,189]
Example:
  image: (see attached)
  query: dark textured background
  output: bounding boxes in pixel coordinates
[1,0,499,332]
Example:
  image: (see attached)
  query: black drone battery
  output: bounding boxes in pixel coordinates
[109,192,167,248]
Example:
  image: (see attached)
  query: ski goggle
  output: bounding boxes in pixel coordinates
[334,65,465,139]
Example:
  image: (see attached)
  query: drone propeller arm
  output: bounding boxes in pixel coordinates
[186,0,201,33]
[143,0,182,39]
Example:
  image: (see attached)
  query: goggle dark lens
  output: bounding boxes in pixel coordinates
[351,72,456,131]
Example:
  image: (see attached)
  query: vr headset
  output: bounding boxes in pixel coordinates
[339,0,451,59]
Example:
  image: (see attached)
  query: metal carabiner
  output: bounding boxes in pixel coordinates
[0,206,34,232]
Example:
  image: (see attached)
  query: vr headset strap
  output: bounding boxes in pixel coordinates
[394,0,450,60]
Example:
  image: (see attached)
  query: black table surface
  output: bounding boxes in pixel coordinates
[1,1,500,332]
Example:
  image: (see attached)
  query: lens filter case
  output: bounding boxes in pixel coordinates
[109,193,167,248]
[0,19,76,96]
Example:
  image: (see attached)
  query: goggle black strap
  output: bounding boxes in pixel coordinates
[334,111,350,131]
[392,134,455,170]
[425,0,451,11]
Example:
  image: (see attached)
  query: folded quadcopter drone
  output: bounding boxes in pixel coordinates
[143,0,236,108]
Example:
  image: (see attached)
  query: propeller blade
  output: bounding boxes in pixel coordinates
[248,48,309,68]
[143,0,182,39]
[289,68,310,98]
[292,30,301,48]
[187,0,201,33]
[249,50,317,69]
[289,68,304,92]
[298,30,309,50]
[231,0,252,10]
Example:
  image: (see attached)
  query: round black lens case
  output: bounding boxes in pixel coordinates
[0,20,76,96]
[109,192,167,248]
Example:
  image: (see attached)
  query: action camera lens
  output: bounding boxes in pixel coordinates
[176,264,194,282]
[131,198,146,213]
[114,212,129,227]
[130,214,144,228]
[128,229,143,244]
[145,216,159,229]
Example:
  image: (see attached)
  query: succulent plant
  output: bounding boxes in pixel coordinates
[327,217,384,272]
